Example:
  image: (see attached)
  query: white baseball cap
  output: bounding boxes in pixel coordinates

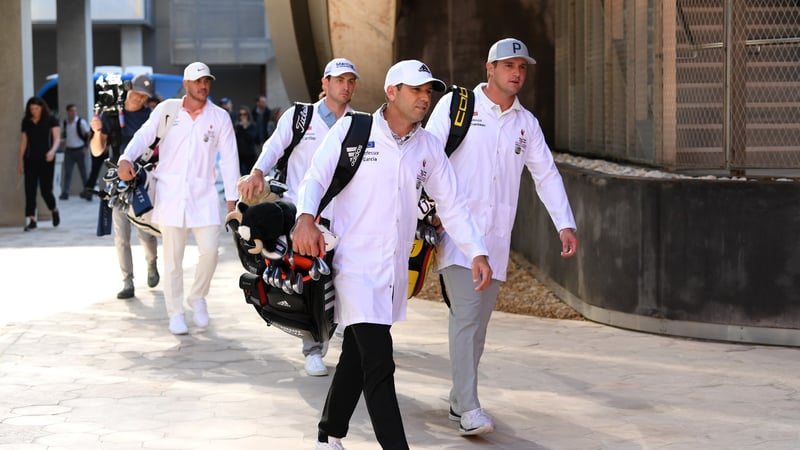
[383,60,446,93]
[323,58,360,79]
[183,62,216,81]
[487,38,537,65]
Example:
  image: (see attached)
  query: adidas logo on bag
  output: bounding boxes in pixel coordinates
[346,144,363,167]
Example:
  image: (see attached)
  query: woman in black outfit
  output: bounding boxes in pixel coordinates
[235,106,259,176]
[17,96,61,231]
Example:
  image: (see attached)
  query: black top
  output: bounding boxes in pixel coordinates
[21,115,59,161]
[235,122,259,159]
[101,107,151,162]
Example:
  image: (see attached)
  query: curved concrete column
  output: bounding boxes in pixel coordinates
[264,0,395,110]
[327,1,396,110]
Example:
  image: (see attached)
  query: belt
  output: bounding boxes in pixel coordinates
[66,146,85,151]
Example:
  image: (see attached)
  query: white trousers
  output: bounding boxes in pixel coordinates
[160,224,220,318]
[441,264,501,415]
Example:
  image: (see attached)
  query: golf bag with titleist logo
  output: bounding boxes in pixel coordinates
[230,111,373,341]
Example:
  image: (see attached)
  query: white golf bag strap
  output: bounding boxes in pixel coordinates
[141,98,181,162]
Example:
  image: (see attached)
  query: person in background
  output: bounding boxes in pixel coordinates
[234,106,259,176]
[292,59,492,450]
[266,107,282,139]
[220,97,236,124]
[89,74,160,300]
[59,103,92,201]
[17,96,61,231]
[425,38,579,436]
[252,95,272,144]
[116,62,240,335]
[239,57,360,377]
[147,96,161,110]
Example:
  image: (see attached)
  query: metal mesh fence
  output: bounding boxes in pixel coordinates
[556,0,800,172]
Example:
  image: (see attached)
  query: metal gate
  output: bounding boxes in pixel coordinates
[676,0,800,170]
[556,1,800,173]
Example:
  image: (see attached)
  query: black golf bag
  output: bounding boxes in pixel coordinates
[229,218,336,343]
[228,111,374,342]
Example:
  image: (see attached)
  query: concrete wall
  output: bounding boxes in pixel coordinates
[513,165,800,345]
[1,0,32,226]
[396,0,555,139]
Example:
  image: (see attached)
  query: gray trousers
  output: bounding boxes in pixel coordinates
[303,337,324,357]
[61,147,88,195]
[441,264,501,415]
[113,206,157,284]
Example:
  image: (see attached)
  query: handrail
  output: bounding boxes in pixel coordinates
[694,36,800,50]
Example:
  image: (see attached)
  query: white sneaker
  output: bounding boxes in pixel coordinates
[169,314,188,335]
[192,299,209,327]
[458,408,494,435]
[314,437,345,450]
[305,353,328,376]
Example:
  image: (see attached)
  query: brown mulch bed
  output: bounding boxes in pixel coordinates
[414,250,584,321]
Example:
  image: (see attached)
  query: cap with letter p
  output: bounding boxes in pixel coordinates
[487,38,537,65]
[183,61,216,81]
[383,60,446,93]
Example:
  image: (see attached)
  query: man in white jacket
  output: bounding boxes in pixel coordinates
[292,60,493,450]
[238,57,360,377]
[117,62,240,335]
[425,38,579,436]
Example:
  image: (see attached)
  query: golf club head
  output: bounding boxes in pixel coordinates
[282,270,295,294]
[292,272,303,295]
[315,223,339,252]
[102,168,118,183]
[262,265,274,285]
[263,235,289,261]
[418,194,436,221]
[273,267,283,288]
[316,257,331,276]
[268,178,289,196]
[309,260,321,281]
[426,226,439,246]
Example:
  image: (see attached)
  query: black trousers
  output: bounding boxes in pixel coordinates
[318,323,409,450]
[23,157,56,217]
[86,153,106,190]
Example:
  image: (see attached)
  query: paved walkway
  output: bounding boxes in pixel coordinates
[1,196,799,449]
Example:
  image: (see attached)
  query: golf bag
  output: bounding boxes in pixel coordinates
[238,251,336,343]
[230,111,373,341]
[96,160,160,238]
[408,85,475,298]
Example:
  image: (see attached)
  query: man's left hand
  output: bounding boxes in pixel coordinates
[471,255,493,291]
[559,228,579,258]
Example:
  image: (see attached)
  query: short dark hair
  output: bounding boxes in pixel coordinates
[66,103,76,111]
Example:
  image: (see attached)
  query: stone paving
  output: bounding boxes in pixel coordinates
[1,195,800,449]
